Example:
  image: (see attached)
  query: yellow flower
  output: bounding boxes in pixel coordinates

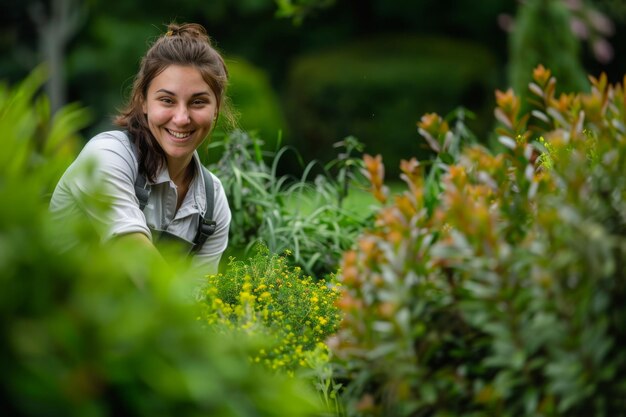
[239,291,255,303]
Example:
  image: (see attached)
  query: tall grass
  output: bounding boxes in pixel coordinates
[208,131,376,277]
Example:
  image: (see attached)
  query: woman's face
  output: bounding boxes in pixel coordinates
[142,65,217,167]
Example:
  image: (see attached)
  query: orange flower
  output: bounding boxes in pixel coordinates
[533,64,551,86]
[395,194,416,220]
[495,88,520,116]
[363,154,384,185]
[400,158,420,182]
[418,113,449,137]
[363,154,388,203]
[358,237,377,257]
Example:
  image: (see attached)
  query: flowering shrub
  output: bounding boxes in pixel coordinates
[198,244,343,374]
[333,67,626,416]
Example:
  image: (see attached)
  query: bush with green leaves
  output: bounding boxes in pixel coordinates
[332,67,626,416]
[198,244,342,375]
[208,130,373,277]
[213,57,287,152]
[0,70,321,417]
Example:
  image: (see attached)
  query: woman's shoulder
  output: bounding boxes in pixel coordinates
[86,130,133,151]
[81,131,136,162]
[77,130,138,175]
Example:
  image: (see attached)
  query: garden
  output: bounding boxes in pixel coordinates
[3,0,626,416]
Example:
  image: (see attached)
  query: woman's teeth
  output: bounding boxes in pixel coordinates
[167,129,191,139]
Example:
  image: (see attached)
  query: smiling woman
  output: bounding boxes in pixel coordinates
[143,65,218,208]
[49,23,233,275]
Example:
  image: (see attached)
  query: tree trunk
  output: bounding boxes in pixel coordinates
[30,0,82,113]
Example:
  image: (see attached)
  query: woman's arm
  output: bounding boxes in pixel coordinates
[51,131,152,241]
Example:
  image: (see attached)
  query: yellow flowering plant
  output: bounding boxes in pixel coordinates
[198,244,342,374]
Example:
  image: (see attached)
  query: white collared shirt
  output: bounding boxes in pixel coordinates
[50,130,231,274]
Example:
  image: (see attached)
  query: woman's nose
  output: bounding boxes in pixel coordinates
[173,106,191,125]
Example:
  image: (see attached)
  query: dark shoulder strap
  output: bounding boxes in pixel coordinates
[135,173,150,211]
[202,166,215,223]
[127,135,151,210]
[190,166,217,254]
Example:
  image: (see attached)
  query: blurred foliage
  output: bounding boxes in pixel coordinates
[15,0,623,183]
[207,130,373,278]
[285,34,498,179]
[4,0,625,169]
[0,65,90,193]
[332,66,626,416]
[198,244,342,374]
[274,0,336,23]
[0,0,519,166]
[596,0,626,22]
[508,0,588,109]
[0,70,321,417]
[219,57,287,152]
[67,16,160,134]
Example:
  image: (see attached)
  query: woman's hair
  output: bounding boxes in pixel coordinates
[114,22,231,181]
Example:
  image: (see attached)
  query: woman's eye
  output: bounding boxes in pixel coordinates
[159,97,173,104]
[192,100,207,106]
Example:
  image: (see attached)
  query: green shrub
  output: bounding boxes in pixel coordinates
[332,67,626,416]
[198,244,342,375]
[508,0,588,107]
[284,34,498,178]
[0,70,321,417]
[216,57,287,152]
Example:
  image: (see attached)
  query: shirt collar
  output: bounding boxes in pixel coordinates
[151,152,207,215]
[152,152,202,184]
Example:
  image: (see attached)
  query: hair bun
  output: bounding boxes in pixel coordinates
[165,23,210,43]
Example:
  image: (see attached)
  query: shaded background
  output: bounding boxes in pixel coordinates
[1,0,625,177]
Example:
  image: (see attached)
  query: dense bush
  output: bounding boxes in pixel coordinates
[332,67,626,416]
[285,34,498,177]
[0,70,320,417]
[198,244,342,374]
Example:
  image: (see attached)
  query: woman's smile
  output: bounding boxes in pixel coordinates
[166,128,194,140]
